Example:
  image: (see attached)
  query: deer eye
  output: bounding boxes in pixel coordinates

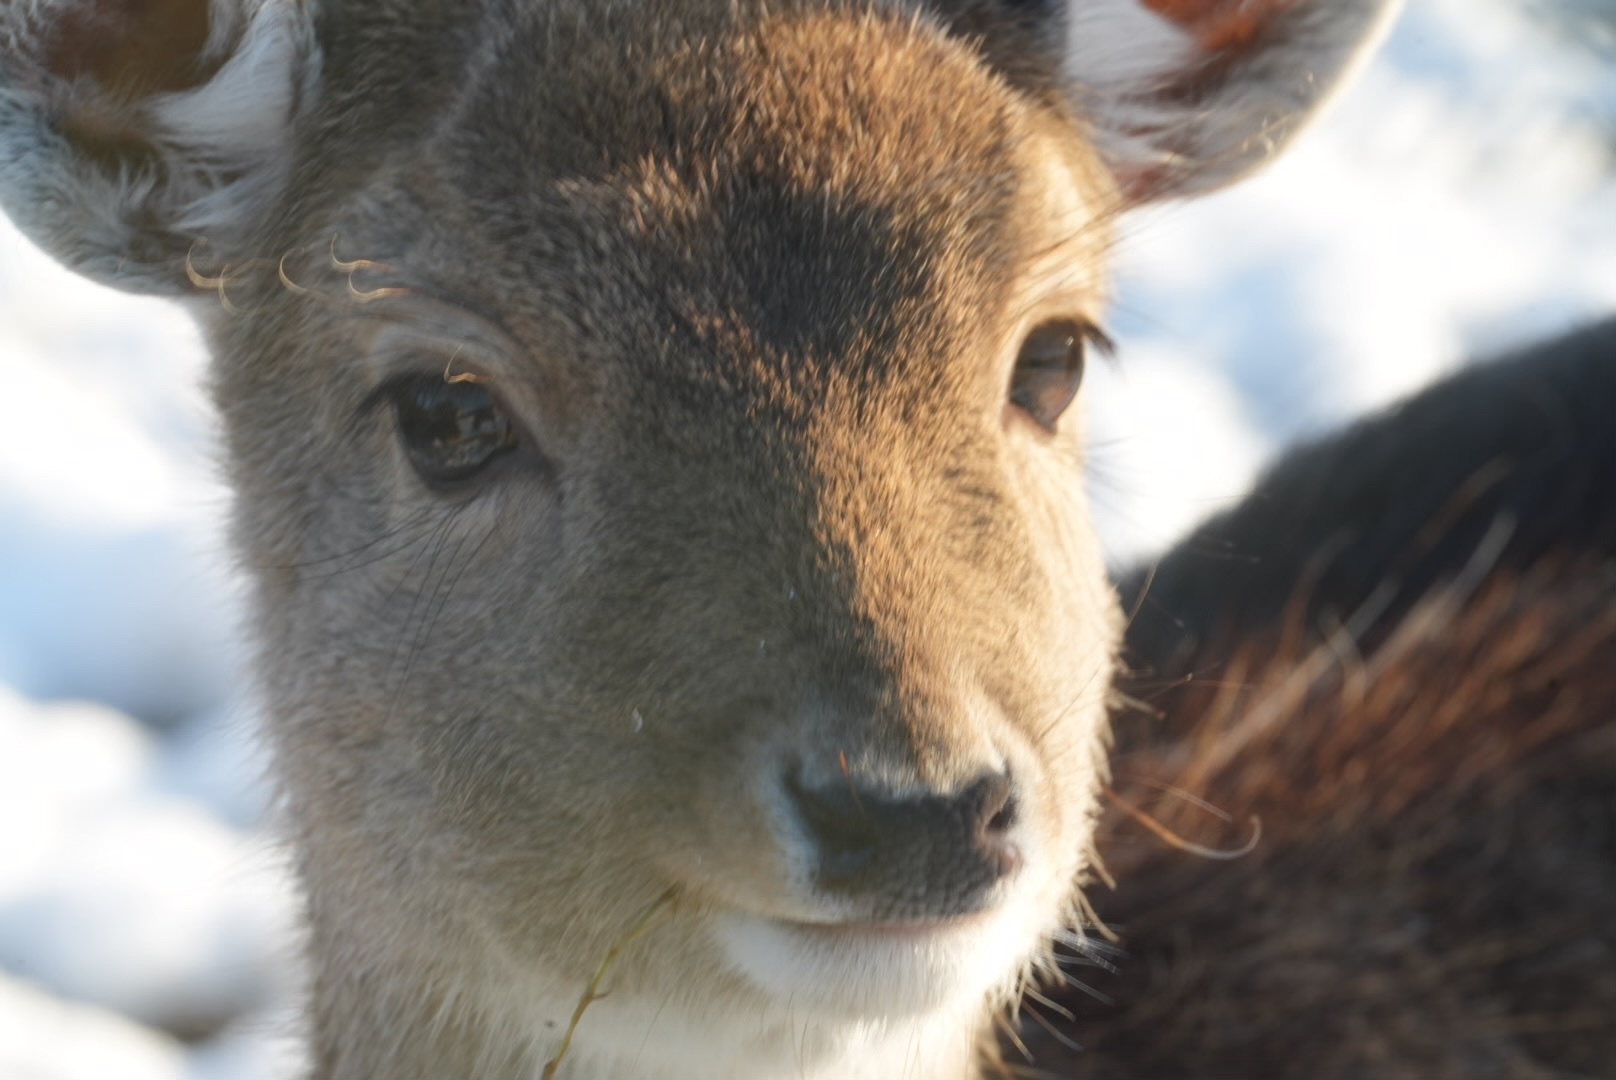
[389,375,518,486]
[1009,320,1104,433]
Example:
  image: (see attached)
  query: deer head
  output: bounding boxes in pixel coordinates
[0,1,1399,1076]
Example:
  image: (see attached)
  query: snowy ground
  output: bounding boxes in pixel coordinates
[2,1,1614,1076]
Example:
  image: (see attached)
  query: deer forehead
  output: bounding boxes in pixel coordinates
[289,8,1115,442]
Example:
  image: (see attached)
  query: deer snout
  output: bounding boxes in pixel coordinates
[785,767,1024,920]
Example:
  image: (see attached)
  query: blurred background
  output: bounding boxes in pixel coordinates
[1,1,1613,1076]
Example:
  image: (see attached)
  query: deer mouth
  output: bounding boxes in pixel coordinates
[790,913,996,939]
[709,893,1043,1017]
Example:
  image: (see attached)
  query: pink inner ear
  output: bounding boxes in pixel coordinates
[44,0,213,96]
[1143,0,1300,53]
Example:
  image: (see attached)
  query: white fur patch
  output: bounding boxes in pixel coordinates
[155,0,321,233]
[1061,0,1213,189]
[1058,0,1405,200]
[505,971,990,1080]
[1064,0,1198,94]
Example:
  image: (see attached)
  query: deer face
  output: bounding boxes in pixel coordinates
[225,7,1120,1031]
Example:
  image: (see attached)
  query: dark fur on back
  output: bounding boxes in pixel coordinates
[1122,319,1616,686]
[995,321,1616,1077]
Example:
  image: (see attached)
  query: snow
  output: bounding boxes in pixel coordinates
[0,971,189,1080]
[0,689,296,1051]
[0,223,244,727]
[0,968,301,1080]
[2,1,1613,1074]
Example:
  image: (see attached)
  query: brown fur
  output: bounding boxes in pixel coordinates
[1001,322,1616,1079]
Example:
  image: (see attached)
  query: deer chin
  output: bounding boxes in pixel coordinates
[710,886,1049,1019]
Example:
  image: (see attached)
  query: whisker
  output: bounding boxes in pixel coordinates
[1104,787,1262,860]
[1042,962,1115,1004]
[1113,776,1233,823]
[394,522,477,699]
[185,240,239,311]
[1087,845,1117,891]
[1050,931,1122,978]
[264,508,441,573]
[381,510,462,700]
[330,234,401,276]
[1069,887,1121,945]
[1021,1002,1084,1055]
[1021,984,1075,1022]
[414,517,504,668]
[992,1011,1034,1065]
[1121,558,1159,638]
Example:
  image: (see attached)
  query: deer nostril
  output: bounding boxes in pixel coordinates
[979,772,1017,835]
[973,773,1022,881]
[789,773,879,862]
[786,767,1024,917]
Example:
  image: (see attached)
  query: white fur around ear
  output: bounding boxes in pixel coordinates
[0,0,320,294]
[1061,0,1403,202]
[155,1,320,234]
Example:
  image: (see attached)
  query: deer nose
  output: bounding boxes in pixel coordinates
[786,768,1024,919]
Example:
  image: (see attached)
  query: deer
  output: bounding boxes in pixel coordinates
[0,1,1401,1078]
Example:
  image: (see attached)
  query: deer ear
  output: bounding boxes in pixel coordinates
[0,0,320,295]
[1060,0,1402,202]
